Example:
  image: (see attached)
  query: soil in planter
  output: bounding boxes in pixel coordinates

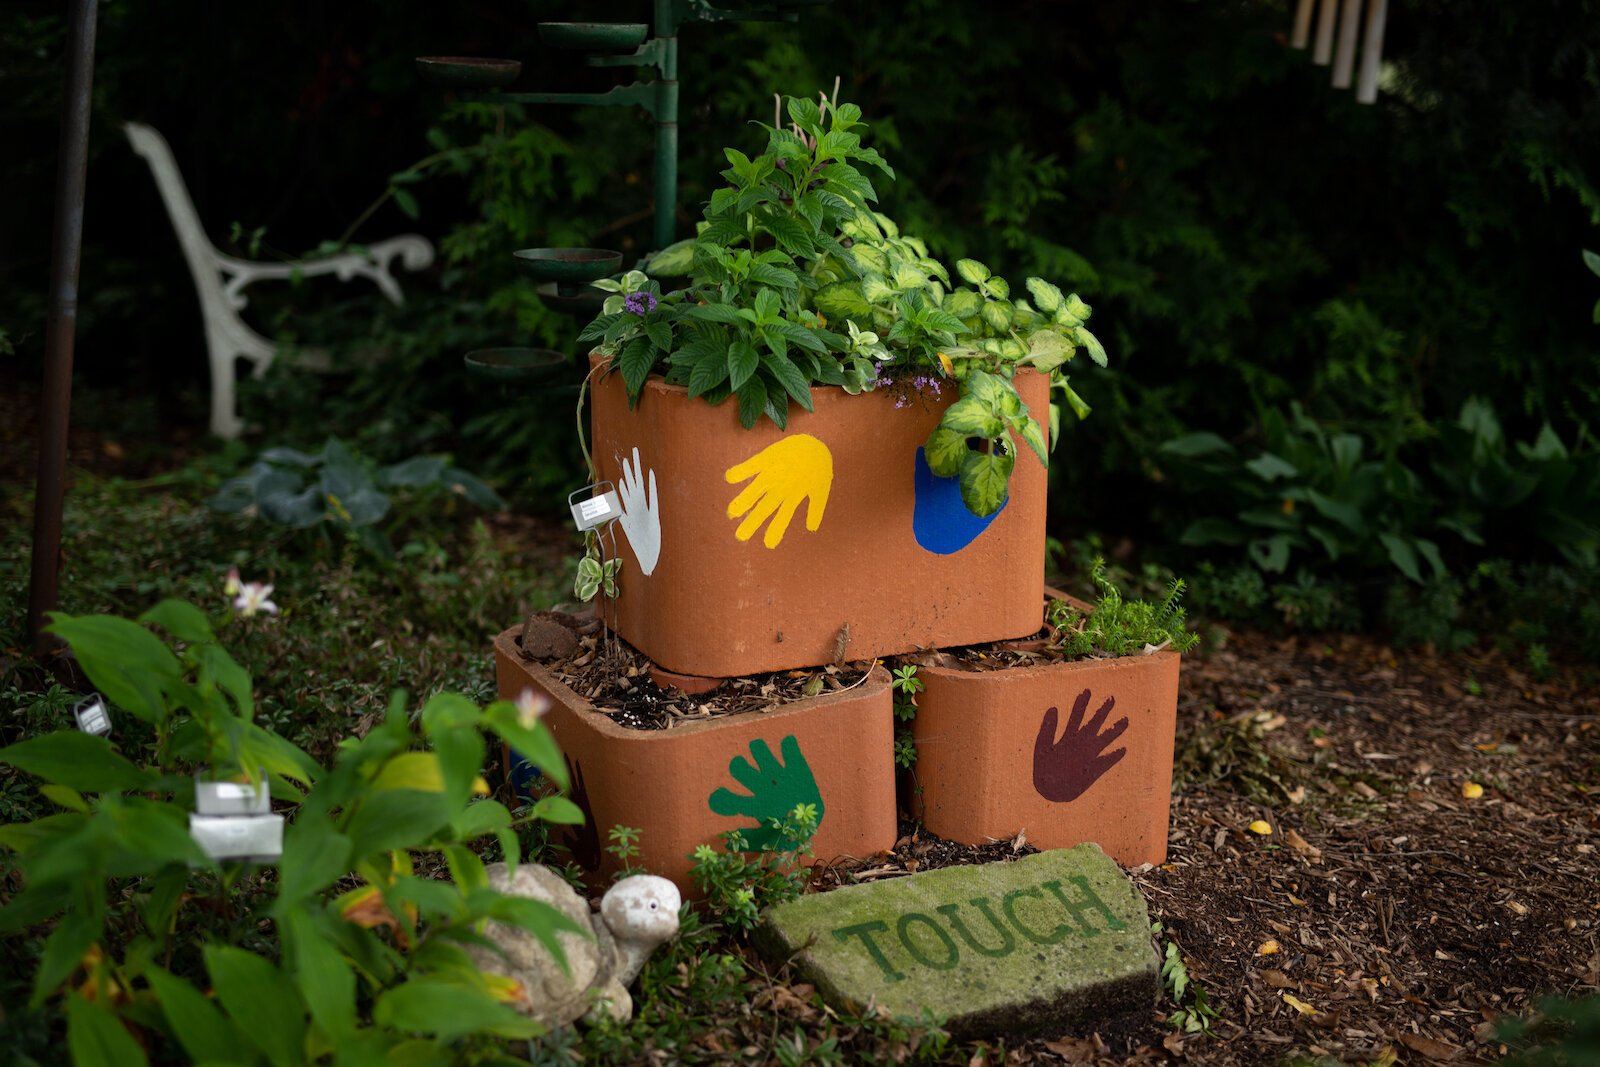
[897,619,1174,674]
[513,610,872,730]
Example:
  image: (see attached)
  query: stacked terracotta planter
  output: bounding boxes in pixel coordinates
[910,605,1182,868]
[496,362,1178,885]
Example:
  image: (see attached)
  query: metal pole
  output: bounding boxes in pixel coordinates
[653,0,678,250]
[28,0,99,656]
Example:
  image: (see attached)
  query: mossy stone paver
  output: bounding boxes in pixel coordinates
[757,845,1157,1038]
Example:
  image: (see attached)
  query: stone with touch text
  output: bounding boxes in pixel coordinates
[756,844,1157,1038]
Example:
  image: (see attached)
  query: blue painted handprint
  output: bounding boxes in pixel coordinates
[912,447,1007,555]
[706,735,824,851]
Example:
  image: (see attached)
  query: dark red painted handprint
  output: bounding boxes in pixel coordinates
[1033,688,1130,802]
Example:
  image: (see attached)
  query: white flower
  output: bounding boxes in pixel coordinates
[515,688,549,729]
[233,582,278,618]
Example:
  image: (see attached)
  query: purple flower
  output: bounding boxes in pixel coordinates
[623,291,658,316]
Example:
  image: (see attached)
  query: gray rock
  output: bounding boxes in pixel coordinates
[757,845,1157,1039]
[467,863,680,1027]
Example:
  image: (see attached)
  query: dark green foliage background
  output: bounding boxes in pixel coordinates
[4,0,1598,631]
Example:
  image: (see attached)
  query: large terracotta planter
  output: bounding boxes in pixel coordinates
[493,627,898,887]
[912,644,1181,868]
[587,358,1049,677]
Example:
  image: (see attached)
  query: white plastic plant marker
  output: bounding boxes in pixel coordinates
[190,773,284,863]
[72,694,112,736]
[569,482,622,532]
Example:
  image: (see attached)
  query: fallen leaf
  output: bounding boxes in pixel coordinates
[1461,781,1484,800]
[1397,1032,1462,1060]
[1506,900,1529,917]
[1012,828,1028,852]
[1283,828,1322,861]
[1352,781,1379,799]
[1163,1032,1185,1055]
[1258,939,1282,956]
[1260,969,1294,989]
[1249,819,1273,836]
[1282,993,1318,1016]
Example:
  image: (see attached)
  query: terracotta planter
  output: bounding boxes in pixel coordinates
[587,358,1049,677]
[493,627,898,887]
[911,643,1181,868]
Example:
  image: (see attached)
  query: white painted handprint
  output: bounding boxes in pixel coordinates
[617,446,661,576]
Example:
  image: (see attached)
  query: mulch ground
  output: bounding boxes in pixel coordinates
[788,631,1600,1064]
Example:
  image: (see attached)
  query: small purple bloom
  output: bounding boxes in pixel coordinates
[623,291,658,316]
[894,395,909,409]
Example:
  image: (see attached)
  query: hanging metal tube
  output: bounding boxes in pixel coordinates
[28,0,100,656]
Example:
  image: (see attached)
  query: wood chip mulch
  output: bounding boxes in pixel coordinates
[750,629,1600,1064]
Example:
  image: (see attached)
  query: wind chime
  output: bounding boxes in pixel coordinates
[1290,0,1390,104]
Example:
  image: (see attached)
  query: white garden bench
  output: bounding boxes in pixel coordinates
[125,121,435,437]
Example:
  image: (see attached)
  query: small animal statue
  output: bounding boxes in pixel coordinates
[466,862,681,1027]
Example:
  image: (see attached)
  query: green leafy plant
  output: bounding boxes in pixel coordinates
[573,534,622,603]
[1049,559,1200,658]
[1498,992,1600,1064]
[689,802,819,932]
[1161,404,1448,584]
[208,437,504,559]
[890,664,923,769]
[578,92,1109,517]
[0,599,589,1063]
[1153,922,1221,1037]
[606,824,643,879]
[1430,397,1600,568]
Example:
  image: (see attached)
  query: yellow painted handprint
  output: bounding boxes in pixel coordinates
[724,434,833,549]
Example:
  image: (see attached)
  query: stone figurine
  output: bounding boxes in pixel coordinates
[467,862,681,1027]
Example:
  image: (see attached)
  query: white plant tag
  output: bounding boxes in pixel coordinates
[569,486,621,531]
[73,695,112,737]
[195,774,271,816]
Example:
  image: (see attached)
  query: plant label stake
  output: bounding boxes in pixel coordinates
[569,482,621,531]
[72,693,111,736]
[569,482,623,656]
[189,773,284,864]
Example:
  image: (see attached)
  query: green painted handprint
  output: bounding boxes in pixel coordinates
[706,735,825,851]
